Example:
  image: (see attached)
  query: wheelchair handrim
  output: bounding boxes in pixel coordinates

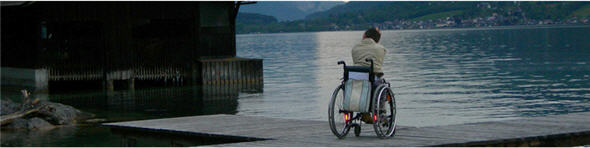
[329,85,349,138]
[374,85,396,137]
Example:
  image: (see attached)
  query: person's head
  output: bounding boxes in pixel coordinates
[363,27,381,43]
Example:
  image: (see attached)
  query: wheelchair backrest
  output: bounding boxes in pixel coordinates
[343,78,371,112]
[342,66,373,113]
[343,65,375,83]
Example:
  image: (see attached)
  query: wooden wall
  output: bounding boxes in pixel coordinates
[1,2,264,92]
[1,2,237,69]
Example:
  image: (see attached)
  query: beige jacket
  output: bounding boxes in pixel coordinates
[351,38,386,74]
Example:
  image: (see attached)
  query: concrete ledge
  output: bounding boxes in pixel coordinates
[104,112,590,147]
[1,67,48,93]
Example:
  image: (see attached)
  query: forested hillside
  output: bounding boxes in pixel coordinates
[237,2,590,34]
[239,1,344,21]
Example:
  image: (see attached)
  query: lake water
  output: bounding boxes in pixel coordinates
[2,25,590,146]
[236,25,590,126]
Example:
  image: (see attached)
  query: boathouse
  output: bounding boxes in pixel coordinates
[1,2,262,93]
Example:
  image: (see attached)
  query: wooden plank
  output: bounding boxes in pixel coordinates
[394,127,488,142]
[278,133,448,147]
[417,118,590,146]
[427,122,552,141]
[208,139,328,147]
[104,110,590,147]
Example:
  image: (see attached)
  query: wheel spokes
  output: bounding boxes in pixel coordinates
[374,87,396,137]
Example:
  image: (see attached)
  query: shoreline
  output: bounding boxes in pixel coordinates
[237,24,590,36]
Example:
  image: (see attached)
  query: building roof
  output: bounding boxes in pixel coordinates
[1,1,34,7]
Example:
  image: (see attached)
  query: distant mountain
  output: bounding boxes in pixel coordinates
[239,1,345,21]
[237,2,590,34]
[306,2,589,22]
[236,13,280,34]
[237,13,278,25]
[305,2,396,20]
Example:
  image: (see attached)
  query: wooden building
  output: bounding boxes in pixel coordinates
[1,2,262,93]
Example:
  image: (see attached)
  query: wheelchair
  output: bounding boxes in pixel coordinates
[329,59,397,139]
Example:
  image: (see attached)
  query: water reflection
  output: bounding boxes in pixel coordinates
[1,84,256,146]
[236,26,590,127]
[48,85,246,121]
[1,126,118,147]
[236,32,323,119]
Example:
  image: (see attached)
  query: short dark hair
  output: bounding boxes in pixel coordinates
[364,28,381,43]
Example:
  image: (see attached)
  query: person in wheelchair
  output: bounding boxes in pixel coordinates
[330,30,396,138]
[352,27,386,81]
[351,28,387,124]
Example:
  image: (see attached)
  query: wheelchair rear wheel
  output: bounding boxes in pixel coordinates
[329,84,350,139]
[372,84,397,138]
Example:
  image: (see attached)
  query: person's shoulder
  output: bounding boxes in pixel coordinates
[376,44,385,49]
[373,43,386,50]
[352,42,364,50]
[374,43,386,53]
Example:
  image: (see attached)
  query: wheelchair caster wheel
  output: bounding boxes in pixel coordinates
[354,124,361,137]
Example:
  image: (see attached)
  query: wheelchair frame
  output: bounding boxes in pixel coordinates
[329,59,397,139]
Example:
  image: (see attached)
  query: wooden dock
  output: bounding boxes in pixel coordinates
[103,112,590,146]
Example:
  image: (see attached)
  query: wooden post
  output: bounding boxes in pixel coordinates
[215,61,220,85]
[105,80,114,92]
[128,78,135,90]
[232,61,237,85]
[203,62,208,85]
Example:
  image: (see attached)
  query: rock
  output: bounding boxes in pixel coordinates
[2,97,94,129]
[6,118,29,129]
[36,101,82,125]
[84,118,107,123]
[1,99,21,116]
[27,117,55,129]
[77,111,96,120]
[5,117,54,130]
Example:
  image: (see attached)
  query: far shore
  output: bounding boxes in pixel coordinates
[236,24,590,35]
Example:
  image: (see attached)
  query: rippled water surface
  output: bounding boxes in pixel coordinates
[236,26,590,127]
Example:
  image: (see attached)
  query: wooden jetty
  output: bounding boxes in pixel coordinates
[104,112,590,146]
[44,57,263,92]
